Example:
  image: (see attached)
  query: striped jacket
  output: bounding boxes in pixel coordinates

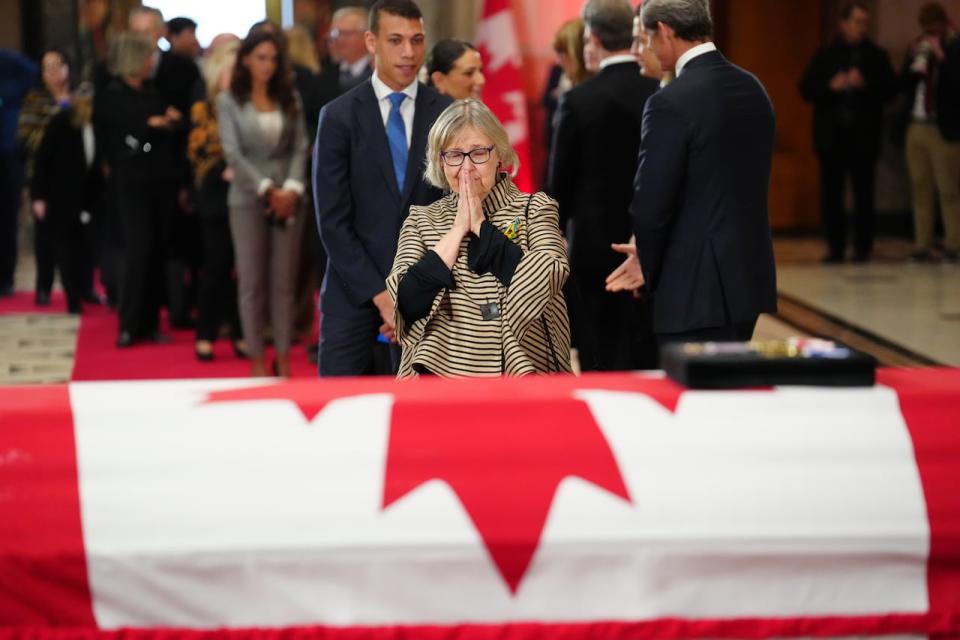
[386,178,572,378]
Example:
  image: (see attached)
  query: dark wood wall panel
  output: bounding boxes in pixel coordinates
[714,0,830,230]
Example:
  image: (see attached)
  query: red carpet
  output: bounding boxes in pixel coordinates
[0,290,69,313]
[1,290,319,381]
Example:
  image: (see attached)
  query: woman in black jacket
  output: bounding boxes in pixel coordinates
[30,86,102,313]
[96,32,182,347]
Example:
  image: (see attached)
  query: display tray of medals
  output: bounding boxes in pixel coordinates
[661,338,876,389]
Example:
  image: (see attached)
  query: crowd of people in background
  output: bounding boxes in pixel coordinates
[0,0,957,378]
[801,0,960,264]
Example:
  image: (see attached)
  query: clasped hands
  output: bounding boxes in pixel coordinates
[264,187,299,220]
[829,68,866,92]
[452,165,486,238]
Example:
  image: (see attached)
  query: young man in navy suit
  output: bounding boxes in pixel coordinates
[313,0,452,376]
[608,0,777,345]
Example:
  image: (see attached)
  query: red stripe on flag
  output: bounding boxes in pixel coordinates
[0,613,950,640]
[0,385,95,626]
[878,367,960,629]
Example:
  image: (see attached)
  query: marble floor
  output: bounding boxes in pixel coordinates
[0,235,953,385]
[773,237,960,367]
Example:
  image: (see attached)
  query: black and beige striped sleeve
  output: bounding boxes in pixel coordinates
[503,192,569,340]
[386,208,450,349]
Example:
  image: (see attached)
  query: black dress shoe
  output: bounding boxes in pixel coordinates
[0,284,14,297]
[82,291,104,305]
[232,340,249,360]
[821,254,844,265]
[852,251,871,264]
[67,299,83,314]
[35,291,51,305]
[151,331,172,344]
[117,332,135,348]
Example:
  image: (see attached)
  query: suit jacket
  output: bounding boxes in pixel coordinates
[217,91,309,209]
[548,60,658,279]
[30,109,103,224]
[799,37,896,156]
[313,80,451,313]
[94,77,177,186]
[898,33,960,142]
[631,50,777,334]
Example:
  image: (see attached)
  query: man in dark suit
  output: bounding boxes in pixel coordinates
[314,0,452,376]
[548,0,659,371]
[329,7,374,93]
[799,1,896,263]
[609,0,777,345]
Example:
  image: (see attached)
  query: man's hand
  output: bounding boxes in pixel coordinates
[32,200,46,220]
[847,68,865,89]
[605,243,645,296]
[373,290,397,343]
[829,71,850,92]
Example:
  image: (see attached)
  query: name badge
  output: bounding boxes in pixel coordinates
[480,302,500,321]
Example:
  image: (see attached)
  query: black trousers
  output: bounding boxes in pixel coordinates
[319,305,400,377]
[656,317,758,347]
[573,271,658,371]
[196,214,241,342]
[34,214,56,294]
[818,145,877,259]
[0,153,22,291]
[44,209,90,310]
[117,181,173,338]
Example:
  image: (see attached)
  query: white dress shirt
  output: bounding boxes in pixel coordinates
[676,41,718,77]
[255,109,304,196]
[371,70,417,149]
[340,56,371,79]
[598,54,638,71]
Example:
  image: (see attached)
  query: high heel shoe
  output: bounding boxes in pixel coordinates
[273,355,291,378]
[195,340,214,362]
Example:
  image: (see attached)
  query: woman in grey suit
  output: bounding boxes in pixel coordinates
[218,31,308,377]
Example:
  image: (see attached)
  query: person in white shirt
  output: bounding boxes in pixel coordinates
[218,30,309,377]
[328,7,373,93]
[313,0,452,377]
[609,0,778,345]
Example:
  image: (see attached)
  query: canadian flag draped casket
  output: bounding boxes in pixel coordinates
[2,369,960,639]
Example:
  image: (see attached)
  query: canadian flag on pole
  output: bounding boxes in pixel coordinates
[475,0,533,192]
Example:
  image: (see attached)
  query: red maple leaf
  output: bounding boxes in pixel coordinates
[205,374,684,592]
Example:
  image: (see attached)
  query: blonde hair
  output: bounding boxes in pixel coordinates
[552,17,590,85]
[110,31,155,78]
[424,99,519,190]
[203,38,239,101]
[285,24,320,73]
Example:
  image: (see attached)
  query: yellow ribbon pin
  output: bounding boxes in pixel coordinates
[503,217,521,241]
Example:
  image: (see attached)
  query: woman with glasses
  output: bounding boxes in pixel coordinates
[386,99,572,377]
[17,47,75,307]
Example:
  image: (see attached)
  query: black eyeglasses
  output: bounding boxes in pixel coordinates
[440,146,494,167]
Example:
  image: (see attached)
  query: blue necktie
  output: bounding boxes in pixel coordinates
[386,92,408,191]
